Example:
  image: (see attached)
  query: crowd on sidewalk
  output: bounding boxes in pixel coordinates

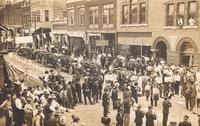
[1,52,200,126]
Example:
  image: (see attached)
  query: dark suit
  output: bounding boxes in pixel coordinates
[178,121,192,126]
[162,99,172,126]
[134,109,144,126]
[102,93,110,117]
[145,110,156,126]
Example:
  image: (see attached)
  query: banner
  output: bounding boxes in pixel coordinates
[96,40,109,46]
[15,36,33,44]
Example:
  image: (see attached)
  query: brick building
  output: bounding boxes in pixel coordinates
[117,0,200,66]
[0,0,53,36]
[64,0,117,57]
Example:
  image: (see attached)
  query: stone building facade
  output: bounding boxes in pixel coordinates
[117,0,200,66]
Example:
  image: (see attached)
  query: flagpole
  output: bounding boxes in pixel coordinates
[141,37,143,58]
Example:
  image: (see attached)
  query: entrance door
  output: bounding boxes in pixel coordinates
[181,54,191,66]
[180,42,194,66]
[155,41,167,60]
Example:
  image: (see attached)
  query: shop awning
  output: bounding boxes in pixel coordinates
[15,36,33,44]
[118,36,152,46]
[66,31,85,38]
[69,37,85,46]
[33,28,51,34]
[0,24,8,31]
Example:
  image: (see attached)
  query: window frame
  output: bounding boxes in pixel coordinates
[139,2,147,24]
[77,7,85,25]
[102,4,114,28]
[121,4,129,24]
[67,8,75,26]
[44,10,49,22]
[130,3,138,24]
[89,6,99,28]
[165,1,198,27]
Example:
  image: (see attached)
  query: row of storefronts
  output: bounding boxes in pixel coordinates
[52,21,199,67]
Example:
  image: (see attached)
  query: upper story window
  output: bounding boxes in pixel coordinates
[103,4,114,26]
[165,1,198,27]
[45,10,49,22]
[188,1,197,26]
[89,6,99,28]
[121,1,147,25]
[139,3,146,24]
[68,8,75,25]
[77,7,85,25]
[122,5,129,24]
[166,4,175,26]
[63,11,67,18]
[177,3,185,26]
[32,11,40,22]
[130,4,138,24]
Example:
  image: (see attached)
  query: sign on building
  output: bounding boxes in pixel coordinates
[96,40,109,46]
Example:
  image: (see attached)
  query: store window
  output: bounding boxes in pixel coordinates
[78,7,85,25]
[166,4,175,26]
[103,4,114,25]
[68,8,75,25]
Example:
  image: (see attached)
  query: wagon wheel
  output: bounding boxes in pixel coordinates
[68,66,74,74]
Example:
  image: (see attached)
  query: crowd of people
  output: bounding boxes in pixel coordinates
[1,52,200,126]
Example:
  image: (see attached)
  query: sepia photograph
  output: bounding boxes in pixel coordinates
[0,0,200,125]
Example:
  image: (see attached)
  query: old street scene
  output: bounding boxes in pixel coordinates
[0,0,200,126]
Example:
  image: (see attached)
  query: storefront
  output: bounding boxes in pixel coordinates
[117,32,152,58]
[66,31,86,57]
[88,32,116,56]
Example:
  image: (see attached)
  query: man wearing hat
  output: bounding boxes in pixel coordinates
[46,109,62,126]
[162,96,172,126]
[178,115,191,126]
[102,87,110,117]
[82,78,92,105]
[24,97,33,126]
[145,106,156,126]
[43,98,53,126]
[0,94,12,126]
[134,105,144,126]
[34,105,44,126]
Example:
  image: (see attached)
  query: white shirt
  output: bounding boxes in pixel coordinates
[15,98,22,110]
[155,76,163,84]
[145,84,151,91]
[174,75,181,82]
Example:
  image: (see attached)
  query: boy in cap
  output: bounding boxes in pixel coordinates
[134,104,144,126]
[178,115,191,126]
[145,106,156,126]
